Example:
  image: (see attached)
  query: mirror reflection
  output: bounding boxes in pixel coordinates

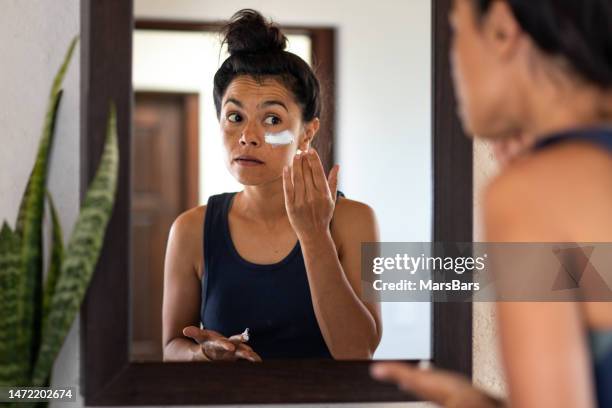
[130,0,432,362]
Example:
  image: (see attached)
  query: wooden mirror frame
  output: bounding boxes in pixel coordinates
[80,0,472,404]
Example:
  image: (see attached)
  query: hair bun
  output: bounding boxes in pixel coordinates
[223,9,287,55]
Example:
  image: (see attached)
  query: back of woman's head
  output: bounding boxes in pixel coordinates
[475,0,612,88]
[213,9,322,122]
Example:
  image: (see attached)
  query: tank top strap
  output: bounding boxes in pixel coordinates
[533,126,612,153]
[205,190,345,256]
[203,192,236,268]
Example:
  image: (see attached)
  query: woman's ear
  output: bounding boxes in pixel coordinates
[483,1,522,60]
[300,118,320,151]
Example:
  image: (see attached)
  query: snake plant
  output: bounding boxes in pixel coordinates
[0,36,119,405]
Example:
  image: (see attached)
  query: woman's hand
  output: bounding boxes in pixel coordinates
[282,148,340,242]
[490,132,533,168]
[370,362,505,408]
[183,326,262,362]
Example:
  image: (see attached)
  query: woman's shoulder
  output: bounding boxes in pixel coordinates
[484,141,612,241]
[333,195,376,221]
[169,206,207,255]
[171,191,236,237]
[331,195,379,247]
[168,205,207,280]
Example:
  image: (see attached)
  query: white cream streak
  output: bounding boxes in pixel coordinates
[264,130,294,146]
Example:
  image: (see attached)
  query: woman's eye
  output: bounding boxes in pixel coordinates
[264,115,281,126]
[227,113,242,123]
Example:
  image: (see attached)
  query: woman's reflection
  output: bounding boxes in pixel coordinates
[161,9,382,362]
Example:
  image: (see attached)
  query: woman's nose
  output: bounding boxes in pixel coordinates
[239,125,262,146]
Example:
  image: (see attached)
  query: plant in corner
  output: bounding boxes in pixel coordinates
[0,37,119,407]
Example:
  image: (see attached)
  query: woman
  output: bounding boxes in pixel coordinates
[371,0,612,407]
[162,9,382,362]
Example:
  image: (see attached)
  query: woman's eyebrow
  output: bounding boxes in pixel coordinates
[224,98,243,107]
[260,100,288,112]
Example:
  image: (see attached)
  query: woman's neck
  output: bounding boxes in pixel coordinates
[519,77,612,143]
[234,178,288,223]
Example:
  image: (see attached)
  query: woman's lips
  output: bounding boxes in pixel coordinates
[234,158,264,166]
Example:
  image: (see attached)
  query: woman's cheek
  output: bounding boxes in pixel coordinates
[451,38,484,134]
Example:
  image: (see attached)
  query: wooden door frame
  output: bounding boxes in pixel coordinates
[80,0,472,404]
[134,91,200,209]
[131,91,199,361]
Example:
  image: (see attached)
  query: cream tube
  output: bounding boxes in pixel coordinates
[228,327,250,343]
[264,130,294,146]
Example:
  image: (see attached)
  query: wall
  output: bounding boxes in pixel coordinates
[0,0,81,406]
[473,140,506,398]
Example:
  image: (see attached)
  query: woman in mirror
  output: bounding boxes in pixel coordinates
[161,9,382,362]
[372,0,612,407]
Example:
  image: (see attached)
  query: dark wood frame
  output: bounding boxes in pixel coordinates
[80,0,472,405]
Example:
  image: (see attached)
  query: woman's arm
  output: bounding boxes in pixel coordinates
[484,165,597,408]
[162,208,206,361]
[496,302,596,407]
[162,207,262,362]
[370,147,603,406]
[283,149,382,359]
[301,199,382,359]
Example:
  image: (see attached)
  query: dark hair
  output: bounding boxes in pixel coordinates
[475,0,612,88]
[213,9,322,122]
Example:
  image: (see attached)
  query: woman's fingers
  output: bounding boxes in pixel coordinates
[184,326,263,362]
[328,164,339,201]
[491,132,533,167]
[370,362,467,405]
[292,152,305,203]
[183,326,211,343]
[234,343,263,362]
[307,149,329,192]
[203,340,238,361]
[282,165,294,206]
[302,150,317,201]
[183,326,235,352]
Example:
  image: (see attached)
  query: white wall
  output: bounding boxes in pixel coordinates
[473,141,506,398]
[0,0,81,406]
[135,0,433,361]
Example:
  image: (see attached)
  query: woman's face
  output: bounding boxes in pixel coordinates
[450,0,522,140]
[219,75,319,186]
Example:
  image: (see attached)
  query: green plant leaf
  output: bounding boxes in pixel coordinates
[42,193,64,331]
[31,104,119,386]
[16,34,78,232]
[12,35,78,381]
[0,222,26,386]
[14,90,63,382]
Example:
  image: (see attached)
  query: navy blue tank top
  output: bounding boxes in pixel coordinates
[533,126,612,152]
[533,126,612,407]
[201,191,344,359]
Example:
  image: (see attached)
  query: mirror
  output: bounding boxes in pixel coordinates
[129,0,433,363]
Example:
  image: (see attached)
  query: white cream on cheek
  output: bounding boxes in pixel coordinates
[264,129,295,146]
